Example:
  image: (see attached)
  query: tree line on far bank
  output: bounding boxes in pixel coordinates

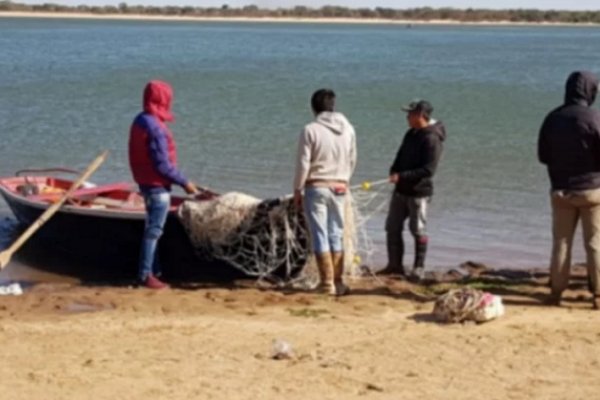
[1,1,600,24]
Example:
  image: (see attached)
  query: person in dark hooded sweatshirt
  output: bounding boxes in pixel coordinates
[538,71,600,310]
[129,80,198,289]
[379,100,446,281]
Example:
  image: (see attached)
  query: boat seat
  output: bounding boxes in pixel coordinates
[67,182,135,199]
[30,182,135,203]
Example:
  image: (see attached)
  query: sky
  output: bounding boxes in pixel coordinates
[19,0,600,11]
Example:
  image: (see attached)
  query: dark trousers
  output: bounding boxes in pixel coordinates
[385,192,430,271]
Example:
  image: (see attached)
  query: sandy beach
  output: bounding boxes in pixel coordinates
[1,13,599,398]
[1,11,600,27]
[1,266,599,400]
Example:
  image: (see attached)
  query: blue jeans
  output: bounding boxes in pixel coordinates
[303,186,346,254]
[138,189,171,281]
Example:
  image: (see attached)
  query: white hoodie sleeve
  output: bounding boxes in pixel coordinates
[294,127,312,191]
[349,124,357,176]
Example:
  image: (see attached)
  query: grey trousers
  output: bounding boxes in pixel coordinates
[550,189,600,296]
[385,192,430,270]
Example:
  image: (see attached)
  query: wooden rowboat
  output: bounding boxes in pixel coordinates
[0,171,243,281]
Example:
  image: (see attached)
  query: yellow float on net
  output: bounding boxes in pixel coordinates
[361,181,371,191]
[353,254,362,265]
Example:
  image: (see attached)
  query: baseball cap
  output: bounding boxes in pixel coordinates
[401,99,433,116]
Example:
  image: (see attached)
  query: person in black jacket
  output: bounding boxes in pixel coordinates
[538,70,600,310]
[379,100,446,281]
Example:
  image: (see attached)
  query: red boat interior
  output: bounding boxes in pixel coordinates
[0,176,196,212]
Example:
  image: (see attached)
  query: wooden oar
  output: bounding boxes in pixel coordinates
[0,150,109,270]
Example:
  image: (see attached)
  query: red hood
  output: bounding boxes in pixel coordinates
[143,80,174,122]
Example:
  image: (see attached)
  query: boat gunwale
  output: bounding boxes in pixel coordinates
[0,178,190,221]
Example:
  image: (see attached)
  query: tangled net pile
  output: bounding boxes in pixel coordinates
[177,179,392,282]
[433,288,486,323]
[433,287,505,323]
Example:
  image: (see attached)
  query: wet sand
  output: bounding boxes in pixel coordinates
[1,266,599,400]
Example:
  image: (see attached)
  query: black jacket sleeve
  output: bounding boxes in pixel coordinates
[389,144,403,175]
[538,115,551,165]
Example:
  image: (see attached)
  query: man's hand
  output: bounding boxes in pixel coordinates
[389,173,400,184]
[294,189,303,209]
[184,181,199,195]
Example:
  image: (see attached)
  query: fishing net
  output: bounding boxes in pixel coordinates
[176,179,392,283]
[344,180,391,275]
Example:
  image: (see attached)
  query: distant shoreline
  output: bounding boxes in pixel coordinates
[1,11,600,27]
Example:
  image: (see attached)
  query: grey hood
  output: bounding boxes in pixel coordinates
[564,71,599,106]
[316,111,353,135]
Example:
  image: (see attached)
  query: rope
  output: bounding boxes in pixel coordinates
[349,178,389,191]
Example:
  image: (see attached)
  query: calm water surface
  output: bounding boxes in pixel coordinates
[1,17,600,274]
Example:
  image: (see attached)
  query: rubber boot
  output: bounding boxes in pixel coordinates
[314,252,335,295]
[379,235,405,276]
[332,251,350,296]
[410,235,428,282]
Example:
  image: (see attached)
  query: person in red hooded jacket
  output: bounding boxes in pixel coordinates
[129,80,198,289]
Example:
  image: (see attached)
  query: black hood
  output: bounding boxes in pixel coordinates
[564,71,599,106]
[424,120,446,142]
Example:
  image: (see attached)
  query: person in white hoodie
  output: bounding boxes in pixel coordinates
[294,89,357,296]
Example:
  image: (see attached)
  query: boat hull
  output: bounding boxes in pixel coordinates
[0,187,247,282]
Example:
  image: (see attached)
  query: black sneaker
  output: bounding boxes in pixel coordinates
[543,292,561,307]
